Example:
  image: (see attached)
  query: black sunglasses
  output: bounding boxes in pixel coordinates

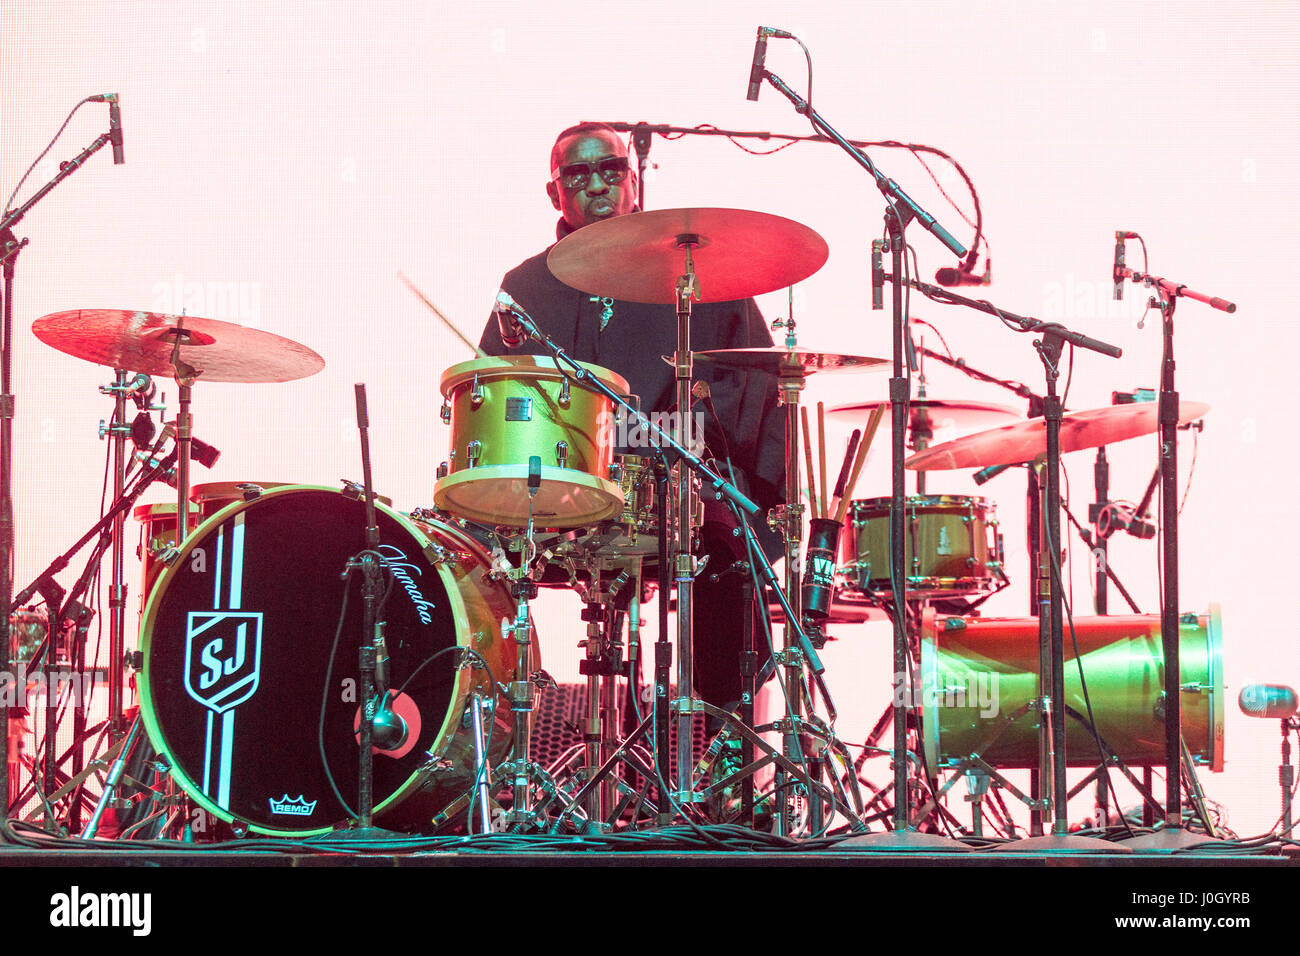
[551,156,630,190]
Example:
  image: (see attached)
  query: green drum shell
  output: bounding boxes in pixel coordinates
[920,606,1224,771]
[434,356,629,529]
[841,495,1000,598]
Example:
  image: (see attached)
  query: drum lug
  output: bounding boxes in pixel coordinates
[470,374,484,407]
[440,400,451,424]
[427,544,461,569]
[555,440,568,468]
[608,461,622,482]
[467,439,482,468]
[235,482,265,501]
[436,461,449,479]
[558,376,571,408]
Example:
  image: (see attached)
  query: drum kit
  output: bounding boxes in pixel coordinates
[5,202,1222,844]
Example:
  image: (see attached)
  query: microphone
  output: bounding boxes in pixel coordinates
[745,27,768,101]
[370,690,410,751]
[934,263,990,287]
[1113,232,1126,300]
[973,462,1017,486]
[1096,502,1156,540]
[90,94,124,164]
[871,240,885,310]
[494,290,527,347]
[1239,684,1298,719]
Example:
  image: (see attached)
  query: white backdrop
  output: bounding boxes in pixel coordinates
[3,0,1297,837]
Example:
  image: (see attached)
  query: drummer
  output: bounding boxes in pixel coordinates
[478,122,786,743]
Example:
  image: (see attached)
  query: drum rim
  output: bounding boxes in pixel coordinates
[440,354,631,399]
[434,465,624,529]
[846,494,993,516]
[1206,602,1224,773]
[137,483,475,836]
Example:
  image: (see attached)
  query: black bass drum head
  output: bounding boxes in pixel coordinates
[139,487,463,835]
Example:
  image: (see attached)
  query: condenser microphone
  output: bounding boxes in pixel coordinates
[871,240,885,309]
[745,27,768,101]
[1113,232,1127,300]
[494,290,526,347]
[108,96,124,164]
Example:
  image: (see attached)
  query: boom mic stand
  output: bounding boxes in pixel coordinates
[1,105,121,825]
[755,49,972,851]
[1114,251,1235,850]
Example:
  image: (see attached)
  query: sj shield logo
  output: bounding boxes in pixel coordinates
[184,612,263,713]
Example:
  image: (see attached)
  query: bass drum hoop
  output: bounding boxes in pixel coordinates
[138,484,501,836]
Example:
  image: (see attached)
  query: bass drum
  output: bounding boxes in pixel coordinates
[139,486,528,835]
[919,606,1224,772]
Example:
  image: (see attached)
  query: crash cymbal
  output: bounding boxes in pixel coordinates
[830,399,1023,433]
[31,310,325,383]
[905,400,1211,470]
[695,347,888,375]
[546,207,828,304]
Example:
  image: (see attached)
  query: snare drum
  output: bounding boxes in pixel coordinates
[139,485,531,835]
[919,607,1224,771]
[599,455,699,559]
[435,356,629,528]
[841,495,1003,598]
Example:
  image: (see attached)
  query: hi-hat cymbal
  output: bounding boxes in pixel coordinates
[696,347,888,376]
[546,207,829,304]
[32,310,325,383]
[830,399,1023,433]
[905,400,1211,470]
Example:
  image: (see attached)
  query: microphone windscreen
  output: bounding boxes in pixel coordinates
[1238,684,1299,719]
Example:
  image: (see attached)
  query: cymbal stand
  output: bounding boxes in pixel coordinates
[671,238,701,804]
[98,370,164,739]
[164,320,202,549]
[771,334,809,835]
[493,296,764,819]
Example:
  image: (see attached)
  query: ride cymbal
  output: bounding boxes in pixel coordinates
[546,207,828,304]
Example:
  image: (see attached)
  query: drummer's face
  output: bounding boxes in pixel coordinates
[547,131,637,231]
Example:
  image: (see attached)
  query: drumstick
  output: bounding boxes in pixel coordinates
[828,428,861,523]
[800,406,818,519]
[817,402,828,520]
[398,270,488,359]
[835,406,885,525]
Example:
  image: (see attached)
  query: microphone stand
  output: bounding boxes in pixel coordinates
[0,119,118,825]
[755,64,971,850]
[332,383,400,840]
[1115,263,1235,850]
[909,290,1130,851]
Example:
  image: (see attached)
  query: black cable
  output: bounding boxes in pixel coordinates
[3,97,99,216]
[318,578,357,822]
[1042,482,1136,838]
